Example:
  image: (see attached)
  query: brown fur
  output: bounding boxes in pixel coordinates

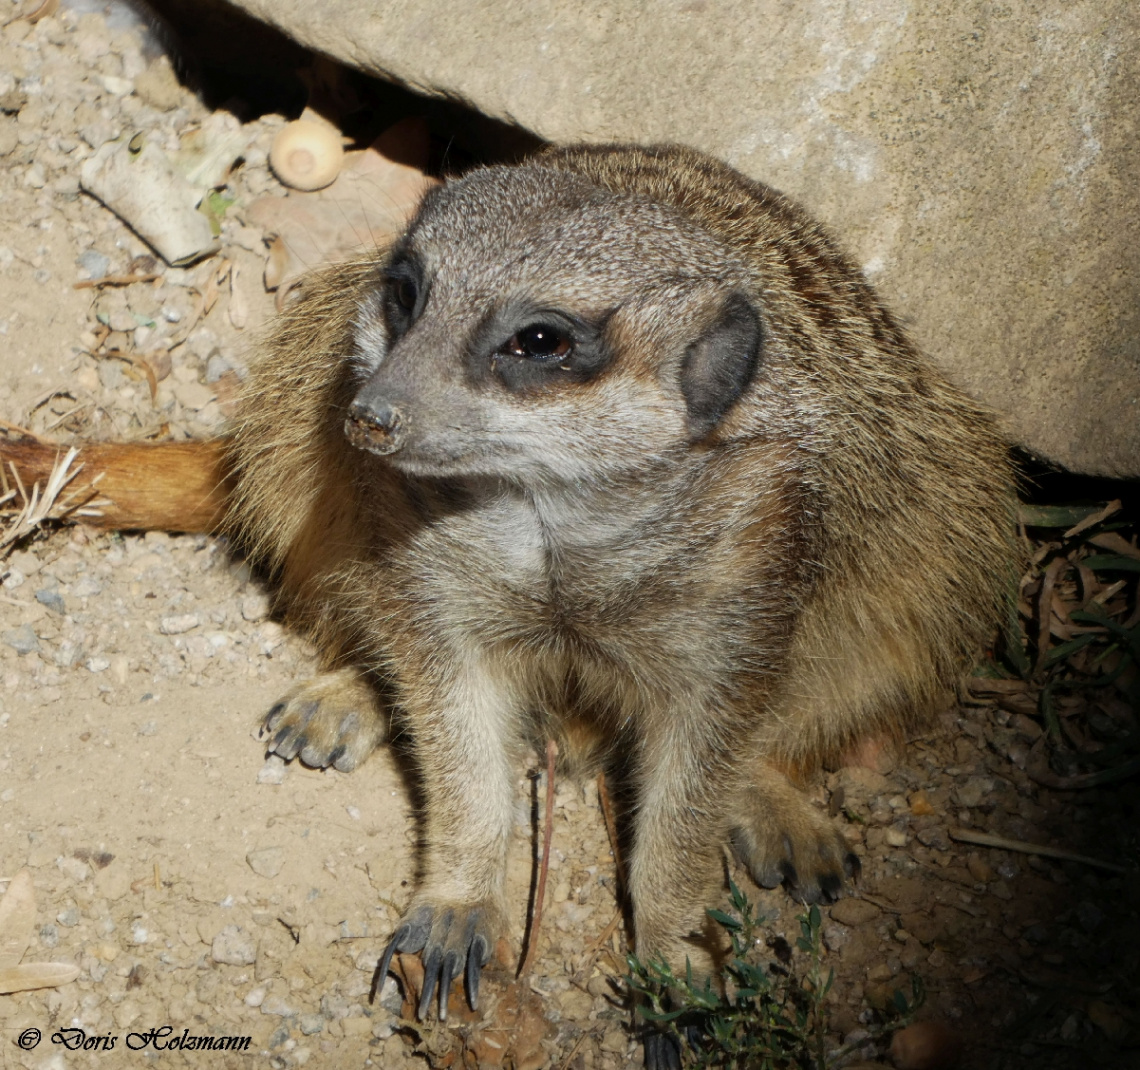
[0,431,231,533]
[1,145,1016,1057]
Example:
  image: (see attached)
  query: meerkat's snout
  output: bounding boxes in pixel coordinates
[345,396,406,456]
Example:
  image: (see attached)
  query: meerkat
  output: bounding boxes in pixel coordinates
[2,144,1016,1068]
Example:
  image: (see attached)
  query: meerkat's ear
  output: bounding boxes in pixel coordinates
[679,292,763,441]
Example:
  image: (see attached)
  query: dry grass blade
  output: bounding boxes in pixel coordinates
[0,445,83,556]
[948,828,1130,874]
[1064,499,1121,539]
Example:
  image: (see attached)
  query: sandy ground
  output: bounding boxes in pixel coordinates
[1,6,1137,1070]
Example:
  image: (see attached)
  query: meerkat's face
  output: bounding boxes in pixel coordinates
[345,165,763,484]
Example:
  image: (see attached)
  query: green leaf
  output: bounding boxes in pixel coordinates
[1018,503,1102,528]
[707,908,743,931]
[1081,554,1140,573]
[1042,632,1098,667]
[638,1007,687,1023]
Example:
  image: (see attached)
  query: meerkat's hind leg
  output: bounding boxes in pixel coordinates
[259,667,388,772]
[729,763,860,904]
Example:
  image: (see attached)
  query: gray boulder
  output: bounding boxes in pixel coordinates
[224,0,1140,475]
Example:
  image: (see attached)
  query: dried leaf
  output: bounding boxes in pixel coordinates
[0,962,80,994]
[0,868,36,970]
[1064,500,1121,539]
[263,235,290,291]
[1087,531,1140,561]
[228,261,248,329]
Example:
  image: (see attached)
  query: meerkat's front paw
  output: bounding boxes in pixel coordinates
[730,767,860,904]
[377,899,500,1021]
[258,668,387,772]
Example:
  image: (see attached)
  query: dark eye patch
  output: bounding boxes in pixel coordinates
[468,305,615,393]
[381,253,426,336]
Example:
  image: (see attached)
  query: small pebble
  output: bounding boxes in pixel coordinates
[34,588,66,614]
[246,846,285,879]
[966,852,997,883]
[830,899,881,927]
[160,613,200,635]
[56,907,80,927]
[241,592,270,622]
[257,756,287,785]
[890,1021,963,1069]
[3,624,40,655]
[260,994,297,1017]
[953,776,994,810]
[76,249,110,279]
[908,790,935,816]
[211,925,257,966]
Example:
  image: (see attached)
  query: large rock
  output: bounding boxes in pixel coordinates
[222,0,1140,475]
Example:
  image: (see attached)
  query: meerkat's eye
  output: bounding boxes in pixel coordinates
[393,276,417,312]
[503,324,572,362]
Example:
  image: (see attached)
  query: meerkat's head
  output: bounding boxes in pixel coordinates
[344,163,763,484]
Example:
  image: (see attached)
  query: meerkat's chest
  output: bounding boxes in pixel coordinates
[406,490,707,643]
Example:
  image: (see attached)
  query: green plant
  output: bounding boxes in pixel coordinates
[627,881,922,1068]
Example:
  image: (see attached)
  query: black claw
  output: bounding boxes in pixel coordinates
[417,946,443,1020]
[272,727,301,760]
[819,873,843,902]
[376,923,410,996]
[844,852,862,881]
[376,912,430,1001]
[327,745,347,768]
[263,702,286,731]
[438,950,459,1021]
[466,934,487,1009]
[644,1031,682,1070]
[778,859,799,889]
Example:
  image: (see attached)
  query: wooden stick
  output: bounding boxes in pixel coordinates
[519,739,558,977]
[73,273,162,289]
[948,827,1130,874]
[596,771,626,905]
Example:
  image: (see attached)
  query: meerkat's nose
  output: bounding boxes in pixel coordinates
[345,396,406,456]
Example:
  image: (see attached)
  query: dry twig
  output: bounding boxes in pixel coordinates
[519,739,558,977]
[73,273,162,289]
[948,827,1130,874]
